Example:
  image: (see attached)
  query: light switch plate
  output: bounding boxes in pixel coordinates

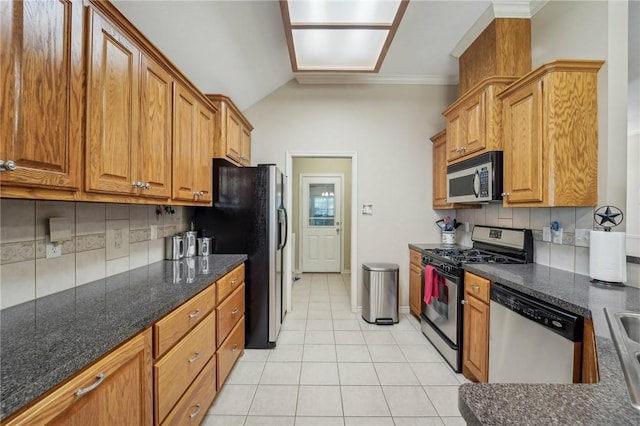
[362,204,373,215]
[575,228,590,247]
[46,235,62,259]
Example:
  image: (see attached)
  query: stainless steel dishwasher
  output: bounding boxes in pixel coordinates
[488,283,584,383]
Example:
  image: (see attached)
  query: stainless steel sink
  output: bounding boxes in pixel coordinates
[620,314,640,344]
[605,308,640,412]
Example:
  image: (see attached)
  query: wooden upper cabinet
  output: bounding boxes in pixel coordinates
[499,60,603,207]
[0,0,83,196]
[207,95,253,167]
[138,54,173,199]
[172,83,214,204]
[443,77,516,164]
[194,102,214,203]
[430,130,452,209]
[86,8,140,196]
[4,330,153,425]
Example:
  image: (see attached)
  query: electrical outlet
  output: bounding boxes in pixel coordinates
[575,229,590,247]
[552,228,563,244]
[464,222,470,233]
[150,225,158,240]
[542,226,551,242]
[46,236,62,259]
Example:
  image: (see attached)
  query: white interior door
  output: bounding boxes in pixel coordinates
[301,175,342,272]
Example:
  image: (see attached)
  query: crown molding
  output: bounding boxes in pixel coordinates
[450,0,550,58]
[294,73,457,85]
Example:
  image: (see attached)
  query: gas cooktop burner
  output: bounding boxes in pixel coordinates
[425,248,523,265]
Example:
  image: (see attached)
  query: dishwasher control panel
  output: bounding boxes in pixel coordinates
[491,283,583,342]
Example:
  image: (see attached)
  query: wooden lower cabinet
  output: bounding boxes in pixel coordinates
[161,355,217,426]
[409,249,422,318]
[216,316,245,390]
[4,330,153,426]
[154,311,216,424]
[462,271,490,382]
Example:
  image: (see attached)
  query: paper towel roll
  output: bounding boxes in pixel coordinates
[590,231,627,283]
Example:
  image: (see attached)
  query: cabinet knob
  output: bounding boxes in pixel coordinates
[501,192,510,197]
[461,300,468,305]
[143,182,152,190]
[193,191,200,197]
[471,285,480,291]
[132,181,142,188]
[0,160,17,171]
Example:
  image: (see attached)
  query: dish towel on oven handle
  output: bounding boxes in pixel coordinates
[423,265,440,305]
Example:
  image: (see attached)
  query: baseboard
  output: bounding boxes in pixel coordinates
[342,269,351,274]
[399,306,410,314]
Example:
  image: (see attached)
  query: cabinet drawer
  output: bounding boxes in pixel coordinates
[217,316,245,390]
[217,264,244,303]
[464,271,490,304]
[409,249,422,266]
[155,311,216,423]
[217,283,245,347]
[154,285,216,358]
[161,355,217,426]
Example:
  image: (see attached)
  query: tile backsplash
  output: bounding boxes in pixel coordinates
[455,205,640,288]
[0,199,192,309]
[455,206,595,273]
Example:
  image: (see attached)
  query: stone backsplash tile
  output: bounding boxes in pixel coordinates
[0,241,35,264]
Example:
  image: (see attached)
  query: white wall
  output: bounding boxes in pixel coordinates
[245,82,457,308]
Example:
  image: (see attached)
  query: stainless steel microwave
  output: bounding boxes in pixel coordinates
[446,151,503,203]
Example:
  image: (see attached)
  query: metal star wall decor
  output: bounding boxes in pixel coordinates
[593,205,624,231]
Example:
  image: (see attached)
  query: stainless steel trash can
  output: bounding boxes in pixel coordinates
[362,263,399,325]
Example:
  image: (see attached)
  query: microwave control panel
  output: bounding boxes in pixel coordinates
[476,166,489,197]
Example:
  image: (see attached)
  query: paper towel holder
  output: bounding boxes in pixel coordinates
[590,205,626,287]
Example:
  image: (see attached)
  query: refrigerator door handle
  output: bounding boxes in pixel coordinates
[277,207,288,250]
[282,207,288,249]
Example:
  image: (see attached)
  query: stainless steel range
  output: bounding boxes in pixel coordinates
[420,225,533,372]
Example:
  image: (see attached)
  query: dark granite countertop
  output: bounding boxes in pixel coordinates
[460,263,640,425]
[0,254,246,421]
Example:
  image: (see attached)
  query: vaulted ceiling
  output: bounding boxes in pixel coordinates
[111,1,555,111]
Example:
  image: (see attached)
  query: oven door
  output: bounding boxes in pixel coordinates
[421,267,460,345]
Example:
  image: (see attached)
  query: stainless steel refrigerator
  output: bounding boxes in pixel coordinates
[194,159,287,348]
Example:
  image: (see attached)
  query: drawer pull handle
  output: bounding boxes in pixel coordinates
[471,285,480,291]
[74,373,105,396]
[188,352,201,363]
[231,307,239,315]
[231,278,237,285]
[232,344,239,352]
[189,403,202,419]
[189,308,201,318]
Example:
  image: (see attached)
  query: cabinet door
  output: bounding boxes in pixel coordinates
[462,295,489,382]
[194,102,214,203]
[86,9,140,195]
[172,83,197,201]
[502,82,543,205]
[225,112,242,162]
[0,0,82,191]
[240,126,251,166]
[446,110,464,162]
[432,135,451,208]
[138,54,173,199]
[409,263,423,318]
[463,93,486,156]
[5,331,153,426]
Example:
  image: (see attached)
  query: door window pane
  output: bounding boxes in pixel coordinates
[309,183,335,226]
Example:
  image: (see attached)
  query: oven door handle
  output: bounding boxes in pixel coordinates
[423,266,461,285]
[433,268,461,285]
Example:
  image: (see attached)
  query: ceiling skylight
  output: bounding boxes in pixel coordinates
[280,0,409,72]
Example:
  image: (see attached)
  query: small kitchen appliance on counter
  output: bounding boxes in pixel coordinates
[420,225,534,372]
[165,235,184,260]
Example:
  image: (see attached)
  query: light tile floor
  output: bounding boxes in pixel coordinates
[204,273,469,426]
